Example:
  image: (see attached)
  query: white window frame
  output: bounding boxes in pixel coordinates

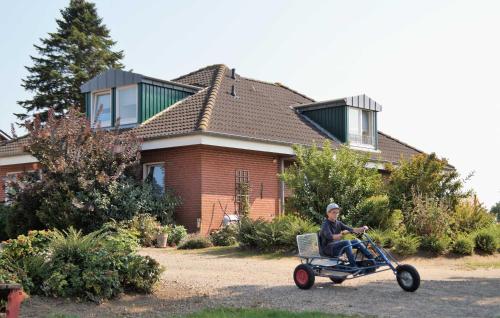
[116,84,138,126]
[142,162,165,194]
[91,89,112,128]
[348,107,375,148]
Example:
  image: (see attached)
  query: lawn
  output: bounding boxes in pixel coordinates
[180,308,363,318]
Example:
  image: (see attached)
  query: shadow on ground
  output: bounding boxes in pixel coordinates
[21,277,500,318]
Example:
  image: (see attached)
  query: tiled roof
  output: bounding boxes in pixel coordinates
[0,64,426,165]
[0,136,29,158]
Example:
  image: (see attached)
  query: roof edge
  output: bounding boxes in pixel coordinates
[197,65,227,131]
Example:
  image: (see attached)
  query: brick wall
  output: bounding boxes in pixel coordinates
[199,146,281,235]
[0,162,39,202]
[141,146,202,232]
[142,145,282,235]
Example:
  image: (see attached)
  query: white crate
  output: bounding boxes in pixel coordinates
[296,233,321,258]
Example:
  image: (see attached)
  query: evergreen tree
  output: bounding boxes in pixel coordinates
[16,0,124,123]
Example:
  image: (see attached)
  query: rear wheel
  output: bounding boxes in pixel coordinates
[329,276,346,284]
[396,264,420,292]
[294,264,315,289]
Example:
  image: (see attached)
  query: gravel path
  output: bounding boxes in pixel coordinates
[21,248,500,318]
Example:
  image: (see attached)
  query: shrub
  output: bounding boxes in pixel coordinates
[393,234,420,255]
[451,201,495,234]
[421,235,451,255]
[280,142,383,224]
[167,225,188,246]
[210,224,238,246]
[0,227,163,302]
[353,195,392,229]
[367,229,387,247]
[237,215,318,252]
[474,230,497,254]
[125,214,161,247]
[1,230,55,260]
[405,194,451,237]
[0,205,9,241]
[452,235,474,255]
[178,235,212,249]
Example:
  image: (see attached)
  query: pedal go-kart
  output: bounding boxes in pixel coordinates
[293,232,420,292]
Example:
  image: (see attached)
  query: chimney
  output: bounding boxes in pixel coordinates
[231,85,236,97]
[231,68,236,79]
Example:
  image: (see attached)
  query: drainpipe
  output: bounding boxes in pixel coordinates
[279,158,285,216]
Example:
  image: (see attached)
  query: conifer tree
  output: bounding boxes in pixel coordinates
[16,0,124,123]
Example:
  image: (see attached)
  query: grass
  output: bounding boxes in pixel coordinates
[180,308,364,318]
[462,259,500,270]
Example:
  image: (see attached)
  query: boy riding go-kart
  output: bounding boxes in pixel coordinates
[293,203,420,292]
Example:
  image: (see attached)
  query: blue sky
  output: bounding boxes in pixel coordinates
[1,0,499,208]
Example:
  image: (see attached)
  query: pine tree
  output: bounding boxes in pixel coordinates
[16,0,124,123]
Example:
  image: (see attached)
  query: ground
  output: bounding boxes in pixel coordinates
[22,247,500,318]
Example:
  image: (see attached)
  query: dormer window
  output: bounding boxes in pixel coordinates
[348,107,375,147]
[92,90,112,127]
[117,85,138,125]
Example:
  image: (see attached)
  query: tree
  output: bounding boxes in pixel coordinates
[386,153,468,212]
[16,0,124,123]
[491,201,500,222]
[280,142,383,224]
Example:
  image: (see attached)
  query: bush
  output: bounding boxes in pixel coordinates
[474,230,497,254]
[452,235,474,255]
[451,201,495,234]
[0,205,9,241]
[167,225,188,246]
[393,234,420,255]
[178,235,212,249]
[354,195,392,229]
[421,235,451,255]
[0,227,163,302]
[237,215,318,252]
[125,214,160,247]
[405,194,451,237]
[210,224,238,246]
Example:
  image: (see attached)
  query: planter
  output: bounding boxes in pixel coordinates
[156,233,168,248]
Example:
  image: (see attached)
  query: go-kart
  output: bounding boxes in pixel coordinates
[293,232,420,292]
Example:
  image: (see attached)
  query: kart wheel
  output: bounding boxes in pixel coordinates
[329,276,346,284]
[293,264,315,289]
[396,264,420,292]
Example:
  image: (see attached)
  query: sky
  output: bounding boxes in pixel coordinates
[0,0,499,208]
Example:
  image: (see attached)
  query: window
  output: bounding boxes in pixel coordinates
[117,85,137,125]
[92,90,112,127]
[144,163,165,194]
[235,170,250,214]
[4,172,19,203]
[348,107,374,146]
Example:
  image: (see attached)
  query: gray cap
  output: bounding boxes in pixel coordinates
[326,203,340,213]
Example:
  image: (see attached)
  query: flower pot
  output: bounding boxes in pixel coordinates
[156,233,168,248]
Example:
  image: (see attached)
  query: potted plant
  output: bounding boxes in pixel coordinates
[156,226,169,248]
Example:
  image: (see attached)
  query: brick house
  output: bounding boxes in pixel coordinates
[0,64,423,234]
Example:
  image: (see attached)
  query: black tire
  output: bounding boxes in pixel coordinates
[329,276,346,284]
[293,264,315,289]
[396,264,420,292]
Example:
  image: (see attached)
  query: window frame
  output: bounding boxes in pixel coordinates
[142,162,166,194]
[91,88,112,128]
[348,107,375,148]
[116,84,138,126]
[235,170,250,214]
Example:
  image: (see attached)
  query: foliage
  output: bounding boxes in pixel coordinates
[281,142,383,224]
[386,153,467,212]
[167,225,188,246]
[393,234,420,255]
[16,0,124,123]
[7,109,144,234]
[178,235,213,250]
[237,215,319,252]
[236,182,251,217]
[211,224,238,246]
[451,234,474,255]
[125,214,161,247]
[420,235,451,255]
[451,200,495,234]
[183,307,356,318]
[405,193,451,237]
[491,201,500,222]
[351,195,405,231]
[474,229,497,254]
[0,227,163,302]
[0,204,9,241]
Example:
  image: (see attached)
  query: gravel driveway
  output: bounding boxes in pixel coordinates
[22,247,500,318]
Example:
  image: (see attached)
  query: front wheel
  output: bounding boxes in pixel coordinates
[294,264,315,289]
[396,264,420,292]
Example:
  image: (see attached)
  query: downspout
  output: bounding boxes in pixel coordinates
[279,157,285,216]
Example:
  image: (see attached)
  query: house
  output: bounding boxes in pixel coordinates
[0,130,10,141]
[0,64,423,234]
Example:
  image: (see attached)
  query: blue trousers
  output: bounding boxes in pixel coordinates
[325,239,373,267]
